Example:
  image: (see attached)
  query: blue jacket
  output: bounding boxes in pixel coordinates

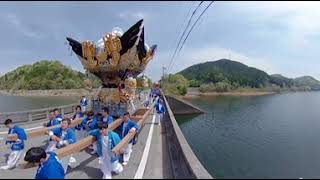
[73,112,85,131]
[55,114,63,122]
[49,127,76,145]
[80,98,88,106]
[150,88,160,97]
[35,152,65,179]
[155,99,165,114]
[119,119,140,144]
[89,129,121,162]
[46,118,60,127]
[72,112,84,120]
[78,116,98,132]
[101,115,113,125]
[150,88,155,97]
[5,125,27,151]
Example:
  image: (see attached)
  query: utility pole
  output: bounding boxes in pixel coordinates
[162,66,166,79]
[161,66,167,88]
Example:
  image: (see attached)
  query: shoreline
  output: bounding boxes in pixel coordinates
[0,89,98,97]
[1,88,316,98]
[183,90,276,98]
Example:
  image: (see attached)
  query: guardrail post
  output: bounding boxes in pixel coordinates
[46,110,49,120]
[61,108,64,116]
[28,113,32,122]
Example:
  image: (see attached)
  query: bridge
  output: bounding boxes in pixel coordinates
[0,91,213,179]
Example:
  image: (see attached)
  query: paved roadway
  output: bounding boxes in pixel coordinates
[0,97,173,179]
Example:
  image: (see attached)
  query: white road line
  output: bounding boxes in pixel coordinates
[134,114,156,179]
[0,125,43,135]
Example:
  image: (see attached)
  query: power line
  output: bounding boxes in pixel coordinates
[178,1,214,56]
[170,1,215,72]
[168,1,204,71]
[167,2,193,60]
[167,1,204,72]
[166,2,194,72]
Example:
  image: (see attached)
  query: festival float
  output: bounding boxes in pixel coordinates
[66,19,157,117]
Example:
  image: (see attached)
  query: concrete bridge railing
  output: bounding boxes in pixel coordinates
[0,103,78,124]
[162,92,214,179]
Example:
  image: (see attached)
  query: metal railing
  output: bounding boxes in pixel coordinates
[0,89,149,125]
[0,103,78,124]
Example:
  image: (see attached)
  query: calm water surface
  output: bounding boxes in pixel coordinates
[0,94,78,112]
[176,92,320,178]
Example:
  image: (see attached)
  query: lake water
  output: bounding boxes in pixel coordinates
[0,94,79,112]
[176,92,320,178]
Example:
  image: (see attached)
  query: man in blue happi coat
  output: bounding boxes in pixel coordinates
[89,123,123,179]
[72,105,85,140]
[118,112,140,166]
[80,95,88,113]
[46,118,76,173]
[24,147,65,179]
[44,110,60,127]
[72,105,84,120]
[101,107,113,126]
[0,119,27,170]
[54,108,63,122]
[154,97,166,125]
[77,110,98,154]
[79,110,98,132]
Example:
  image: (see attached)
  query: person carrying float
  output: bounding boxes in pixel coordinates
[0,119,27,170]
[46,118,76,173]
[89,123,123,179]
[24,147,65,179]
[118,112,140,166]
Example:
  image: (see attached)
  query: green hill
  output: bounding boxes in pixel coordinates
[294,76,319,86]
[179,59,270,88]
[177,59,320,91]
[269,74,294,88]
[0,60,101,90]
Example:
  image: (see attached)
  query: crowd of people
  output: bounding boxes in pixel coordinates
[1,86,166,179]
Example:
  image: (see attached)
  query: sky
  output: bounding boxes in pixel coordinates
[0,1,320,81]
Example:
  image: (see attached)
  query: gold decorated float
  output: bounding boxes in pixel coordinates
[66,19,156,116]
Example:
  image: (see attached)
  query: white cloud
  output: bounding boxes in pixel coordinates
[119,11,147,21]
[144,45,282,81]
[225,1,320,50]
[5,13,45,39]
[171,46,279,74]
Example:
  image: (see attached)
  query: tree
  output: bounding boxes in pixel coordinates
[215,82,232,92]
[189,79,201,87]
[162,74,189,96]
[0,60,94,90]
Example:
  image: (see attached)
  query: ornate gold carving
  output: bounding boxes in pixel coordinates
[141,49,153,66]
[95,40,108,64]
[132,54,141,68]
[98,88,120,104]
[103,34,122,67]
[120,92,130,103]
[82,41,97,69]
[124,78,137,99]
